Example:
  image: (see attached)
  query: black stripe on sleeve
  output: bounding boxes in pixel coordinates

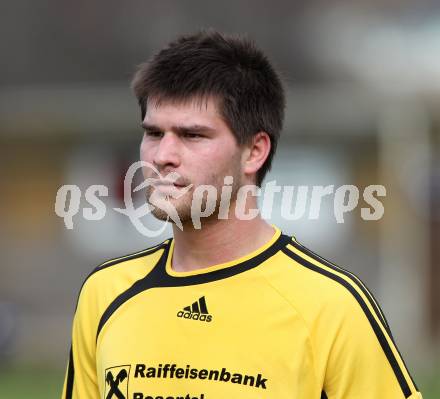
[73,241,168,312]
[290,240,392,334]
[289,240,419,392]
[281,246,413,398]
[65,345,74,399]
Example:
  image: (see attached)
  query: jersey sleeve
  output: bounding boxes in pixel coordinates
[61,275,100,399]
[320,287,422,399]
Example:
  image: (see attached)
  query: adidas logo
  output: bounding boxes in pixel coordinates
[177,296,213,322]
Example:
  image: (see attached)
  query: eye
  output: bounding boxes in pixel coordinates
[145,130,163,139]
[183,132,203,139]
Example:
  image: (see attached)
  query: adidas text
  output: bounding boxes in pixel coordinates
[177,311,212,322]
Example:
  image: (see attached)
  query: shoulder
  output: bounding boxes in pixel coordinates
[75,238,171,309]
[269,236,390,333]
[274,237,421,398]
[87,238,170,280]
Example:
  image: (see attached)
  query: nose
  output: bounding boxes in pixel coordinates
[153,132,181,170]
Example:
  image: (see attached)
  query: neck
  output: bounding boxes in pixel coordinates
[170,214,276,273]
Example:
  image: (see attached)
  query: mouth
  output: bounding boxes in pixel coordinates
[151,180,191,197]
[153,181,187,188]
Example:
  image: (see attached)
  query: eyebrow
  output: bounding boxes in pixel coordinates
[141,122,216,135]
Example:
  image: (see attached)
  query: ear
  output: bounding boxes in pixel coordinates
[242,132,271,181]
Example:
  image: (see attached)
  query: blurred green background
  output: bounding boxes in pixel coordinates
[1,0,439,398]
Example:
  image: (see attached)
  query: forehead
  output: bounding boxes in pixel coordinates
[144,96,228,130]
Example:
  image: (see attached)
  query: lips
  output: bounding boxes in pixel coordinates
[153,181,186,188]
[151,178,191,196]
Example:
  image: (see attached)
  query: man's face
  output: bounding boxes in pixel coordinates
[140,96,245,226]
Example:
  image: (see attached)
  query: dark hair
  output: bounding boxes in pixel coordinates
[131,29,285,186]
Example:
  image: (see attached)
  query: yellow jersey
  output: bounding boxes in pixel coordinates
[61,226,422,398]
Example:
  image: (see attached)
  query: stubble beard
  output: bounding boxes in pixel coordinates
[145,167,243,228]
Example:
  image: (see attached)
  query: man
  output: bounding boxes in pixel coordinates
[62,30,422,398]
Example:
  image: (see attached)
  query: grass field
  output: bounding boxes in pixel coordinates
[0,368,64,399]
[0,368,438,398]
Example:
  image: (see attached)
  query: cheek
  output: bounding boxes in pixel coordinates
[197,143,243,181]
[200,138,239,166]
